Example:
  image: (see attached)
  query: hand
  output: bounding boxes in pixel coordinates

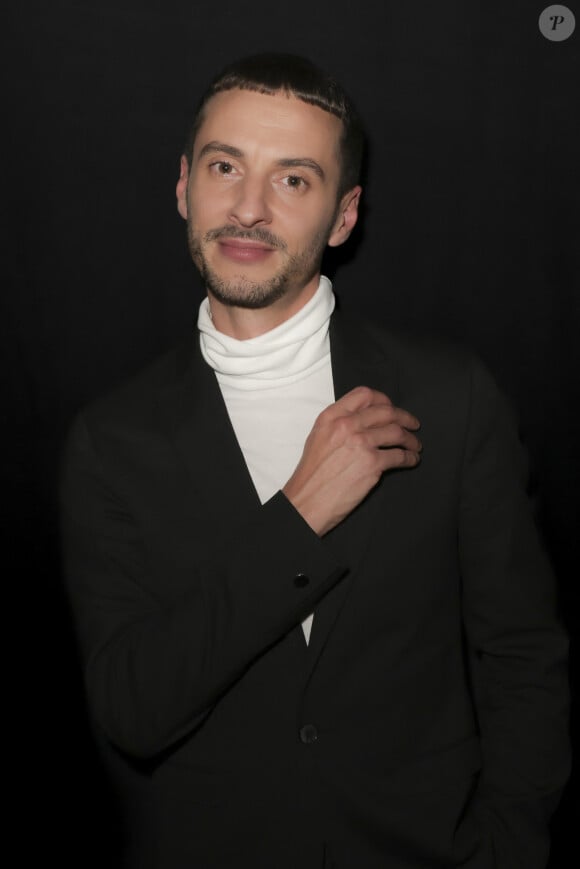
[282,386,421,536]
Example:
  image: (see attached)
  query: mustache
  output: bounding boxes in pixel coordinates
[204,226,286,250]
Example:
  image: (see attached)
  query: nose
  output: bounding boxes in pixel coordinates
[229,174,272,228]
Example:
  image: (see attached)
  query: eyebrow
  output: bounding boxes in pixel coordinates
[197,141,326,180]
[197,141,244,161]
[276,157,325,180]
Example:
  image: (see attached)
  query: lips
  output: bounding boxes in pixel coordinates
[217,239,276,264]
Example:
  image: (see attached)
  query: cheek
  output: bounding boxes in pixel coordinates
[281,204,328,243]
[188,179,229,223]
[295,209,336,250]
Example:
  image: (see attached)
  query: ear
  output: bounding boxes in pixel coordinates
[327,186,362,248]
[176,155,190,220]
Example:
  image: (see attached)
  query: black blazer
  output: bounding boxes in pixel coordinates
[60,309,570,868]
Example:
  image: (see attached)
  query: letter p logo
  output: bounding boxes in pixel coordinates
[539,5,576,41]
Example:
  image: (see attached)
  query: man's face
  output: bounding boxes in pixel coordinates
[176,88,360,319]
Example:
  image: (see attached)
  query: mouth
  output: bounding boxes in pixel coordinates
[217,238,277,264]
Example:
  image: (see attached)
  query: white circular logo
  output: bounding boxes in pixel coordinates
[539,5,576,41]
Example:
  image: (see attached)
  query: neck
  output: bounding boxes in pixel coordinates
[207,274,321,339]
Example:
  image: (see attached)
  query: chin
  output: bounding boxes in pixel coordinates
[207,281,290,310]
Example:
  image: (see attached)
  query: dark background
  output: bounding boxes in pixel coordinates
[4,0,578,864]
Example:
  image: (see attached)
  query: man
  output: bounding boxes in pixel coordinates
[60,54,570,868]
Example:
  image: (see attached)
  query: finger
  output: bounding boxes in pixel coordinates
[329,386,393,417]
[377,446,422,471]
[356,404,421,432]
[364,425,422,453]
[387,407,421,431]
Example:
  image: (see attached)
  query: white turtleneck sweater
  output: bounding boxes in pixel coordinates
[198,275,336,644]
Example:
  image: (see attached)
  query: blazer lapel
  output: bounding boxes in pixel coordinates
[156,337,262,527]
[156,337,310,659]
[305,307,401,671]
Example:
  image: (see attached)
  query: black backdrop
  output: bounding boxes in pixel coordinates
[4,1,578,864]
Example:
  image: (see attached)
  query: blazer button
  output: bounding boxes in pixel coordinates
[294,573,309,588]
[299,724,318,744]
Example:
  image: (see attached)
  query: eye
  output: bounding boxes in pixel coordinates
[209,161,236,176]
[280,174,309,192]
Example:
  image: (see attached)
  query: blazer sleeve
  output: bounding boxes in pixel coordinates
[60,412,347,760]
[458,356,571,869]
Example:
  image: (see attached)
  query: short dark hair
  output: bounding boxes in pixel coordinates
[183,53,365,200]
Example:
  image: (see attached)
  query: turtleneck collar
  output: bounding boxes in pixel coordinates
[197,275,335,390]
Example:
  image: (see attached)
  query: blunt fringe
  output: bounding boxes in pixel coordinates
[183,53,365,199]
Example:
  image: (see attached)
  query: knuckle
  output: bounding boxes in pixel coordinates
[352,385,374,404]
[315,405,332,425]
[385,447,407,466]
[347,431,366,450]
[334,416,353,439]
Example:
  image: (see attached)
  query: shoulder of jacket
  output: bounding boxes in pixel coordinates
[72,339,194,432]
[334,306,481,376]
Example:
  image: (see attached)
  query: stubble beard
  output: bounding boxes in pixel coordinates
[186,219,334,310]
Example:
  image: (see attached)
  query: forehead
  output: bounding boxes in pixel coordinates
[193,88,343,168]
